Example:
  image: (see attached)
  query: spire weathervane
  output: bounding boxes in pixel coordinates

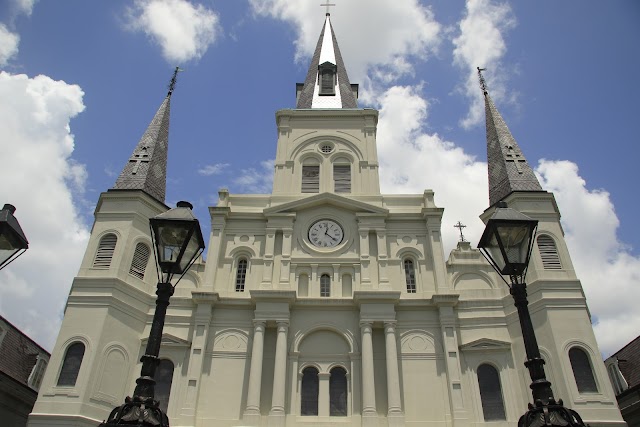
[167,66,184,97]
[477,67,488,94]
[454,221,467,242]
[320,2,335,15]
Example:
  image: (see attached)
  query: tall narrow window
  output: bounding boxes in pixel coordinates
[235,258,248,292]
[477,364,506,421]
[320,274,331,297]
[607,361,628,395]
[333,164,351,193]
[155,359,175,414]
[129,242,150,279]
[537,235,561,270]
[93,233,117,268]
[301,367,319,416]
[318,62,337,95]
[330,367,348,416]
[28,355,48,391]
[57,342,85,387]
[569,347,598,392]
[302,165,320,193]
[404,259,416,293]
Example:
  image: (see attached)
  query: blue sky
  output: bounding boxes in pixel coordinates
[0,0,638,357]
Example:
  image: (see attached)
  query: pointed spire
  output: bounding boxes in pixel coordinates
[113,68,182,203]
[296,14,358,109]
[479,67,543,206]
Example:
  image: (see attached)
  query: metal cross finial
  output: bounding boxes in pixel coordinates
[167,66,184,97]
[454,221,467,242]
[320,2,336,15]
[477,67,488,94]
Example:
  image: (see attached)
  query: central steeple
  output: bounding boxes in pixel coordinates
[295,13,358,109]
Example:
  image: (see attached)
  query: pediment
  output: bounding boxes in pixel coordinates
[459,338,511,352]
[141,333,191,348]
[264,193,388,215]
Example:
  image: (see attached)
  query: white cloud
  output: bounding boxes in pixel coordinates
[14,0,36,16]
[0,24,19,66]
[249,0,441,86]
[126,0,221,63]
[452,0,516,128]
[537,160,640,356]
[0,72,89,351]
[198,163,230,176]
[233,160,274,193]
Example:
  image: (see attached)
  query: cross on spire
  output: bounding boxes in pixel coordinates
[320,2,335,15]
[505,145,525,173]
[129,146,150,174]
[477,67,488,94]
[167,66,184,97]
[454,221,467,242]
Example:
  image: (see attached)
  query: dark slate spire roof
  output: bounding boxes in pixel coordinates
[482,78,543,206]
[296,14,358,109]
[113,91,171,203]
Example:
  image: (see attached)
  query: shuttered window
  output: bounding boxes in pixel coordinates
[330,367,347,416]
[320,70,335,95]
[302,165,320,193]
[129,243,150,279]
[301,367,319,415]
[93,234,117,269]
[537,235,561,270]
[570,347,598,393]
[477,364,506,421]
[333,165,351,193]
[404,259,416,293]
[57,342,85,387]
[320,274,331,297]
[235,258,248,292]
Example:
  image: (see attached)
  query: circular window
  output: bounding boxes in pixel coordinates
[320,144,334,154]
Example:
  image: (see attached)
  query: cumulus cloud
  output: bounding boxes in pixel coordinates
[452,0,516,128]
[233,160,274,193]
[0,24,19,66]
[14,0,36,16]
[249,0,441,87]
[0,72,89,351]
[126,0,221,63]
[198,163,230,176]
[537,160,640,356]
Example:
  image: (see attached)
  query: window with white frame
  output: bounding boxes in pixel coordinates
[235,258,248,292]
[569,347,598,393]
[607,360,628,395]
[28,354,48,391]
[404,259,416,293]
[537,235,562,270]
[333,164,351,193]
[302,165,320,193]
[57,342,85,387]
[129,242,150,279]
[320,274,331,297]
[477,364,506,421]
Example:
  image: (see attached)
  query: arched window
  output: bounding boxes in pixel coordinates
[93,233,117,268]
[537,235,561,270]
[477,364,506,421]
[333,164,351,193]
[57,342,85,386]
[302,165,320,193]
[607,360,628,395]
[155,359,175,414]
[129,242,150,279]
[569,347,598,392]
[404,259,416,293]
[320,274,331,297]
[301,367,319,416]
[330,367,347,416]
[235,258,248,292]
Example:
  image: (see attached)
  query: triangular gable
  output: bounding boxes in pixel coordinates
[264,192,388,215]
[459,338,511,352]
[141,333,191,348]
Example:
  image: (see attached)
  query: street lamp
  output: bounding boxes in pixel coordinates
[0,204,29,270]
[100,201,205,427]
[478,201,586,427]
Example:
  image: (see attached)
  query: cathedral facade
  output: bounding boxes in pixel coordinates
[28,15,624,427]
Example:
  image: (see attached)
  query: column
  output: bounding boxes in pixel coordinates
[384,321,404,425]
[269,321,289,426]
[360,321,377,424]
[244,320,266,424]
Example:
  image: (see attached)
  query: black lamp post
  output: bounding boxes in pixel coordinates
[478,201,586,427]
[100,201,205,427]
[0,204,29,270]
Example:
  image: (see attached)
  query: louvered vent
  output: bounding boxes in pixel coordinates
[302,165,320,193]
[129,243,150,279]
[333,165,351,193]
[93,234,117,269]
[537,235,561,270]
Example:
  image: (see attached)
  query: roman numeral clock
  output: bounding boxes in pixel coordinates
[308,219,344,248]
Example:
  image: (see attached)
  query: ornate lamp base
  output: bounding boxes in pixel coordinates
[99,396,169,427]
[519,398,587,427]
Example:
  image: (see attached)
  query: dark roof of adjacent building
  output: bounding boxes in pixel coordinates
[113,94,171,203]
[296,14,358,109]
[0,315,49,389]
[483,89,543,206]
[610,335,640,391]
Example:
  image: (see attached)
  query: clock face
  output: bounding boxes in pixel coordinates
[308,219,344,248]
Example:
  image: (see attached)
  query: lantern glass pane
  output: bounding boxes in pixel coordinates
[156,223,191,265]
[484,231,507,272]
[179,231,201,272]
[497,224,532,265]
